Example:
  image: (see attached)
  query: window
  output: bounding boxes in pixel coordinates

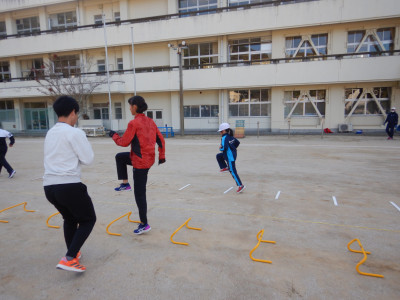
[345,88,390,116]
[114,12,121,22]
[117,58,123,70]
[22,58,44,79]
[284,90,326,117]
[0,100,15,122]
[229,37,272,63]
[53,55,80,77]
[97,60,106,73]
[184,105,218,118]
[229,0,266,6]
[377,28,394,51]
[347,28,394,53]
[94,15,103,25]
[183,43,218,68]
[229,89,270,117]
[16,16,40,34]
[0,61,11,82]
[0,21,6,38]
[49,11,77,30]
[93,103,109,119]
[285,34,328,59]
[179,0,218,16]
[115,102,122,119]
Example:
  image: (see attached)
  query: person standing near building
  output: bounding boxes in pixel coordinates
[43,96,96,273]
[0,128,16,178]
[384,107,398,140]
[109,95,165,235]
[216,123,245,193]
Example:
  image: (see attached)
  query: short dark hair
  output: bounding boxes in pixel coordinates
[53,96,79,117]
[128,95,148,113]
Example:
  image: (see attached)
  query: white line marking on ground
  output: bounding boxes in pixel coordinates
[147,182,155,187]
[275,191,281,200]
[224,187,234,194]
[390,201,400,212]
[332,196,338,206]
[31,177,43,181]
[178,184,191,191]
[100,179,115,185]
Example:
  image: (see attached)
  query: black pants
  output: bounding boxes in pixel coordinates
[116,152,132,180]
[216,153,242,186]
[386,124,395,138]
[44,183,96,258]
[0,148,13,175]
[133,168,149,225]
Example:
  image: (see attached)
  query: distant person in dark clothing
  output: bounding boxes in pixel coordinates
[0,128,16,178]
[384,107,398,140]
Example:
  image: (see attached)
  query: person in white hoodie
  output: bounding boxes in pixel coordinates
[43,96,96,273]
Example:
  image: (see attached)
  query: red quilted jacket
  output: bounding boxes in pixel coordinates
[112,113,165,169]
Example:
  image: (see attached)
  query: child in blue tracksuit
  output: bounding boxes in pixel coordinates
[216,123,245,193]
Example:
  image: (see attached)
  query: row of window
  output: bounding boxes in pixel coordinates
[183,87,391,118]
[0,87,392,123]
[0,11,122,36]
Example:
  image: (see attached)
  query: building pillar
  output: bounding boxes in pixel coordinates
[119,0,129,20]
[122,46,131,70]
[8,58,20,79]
[5,13,15,35]
[271,31,284,59]
[168,0,178,14]
[38,7,48,31]
[270,87,285,133]
[219,36,228,63]
[77,0,85,26]
[170,92,180,130]
[330,28,347,54]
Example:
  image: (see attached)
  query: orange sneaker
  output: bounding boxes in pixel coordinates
[56,257,86,272]
[76,251,81,260]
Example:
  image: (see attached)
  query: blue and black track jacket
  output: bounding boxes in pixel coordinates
[220,133,240,162]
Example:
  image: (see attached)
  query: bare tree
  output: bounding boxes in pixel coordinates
[36,54,108,119]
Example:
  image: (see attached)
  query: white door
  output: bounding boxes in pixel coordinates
[146,110,163,127]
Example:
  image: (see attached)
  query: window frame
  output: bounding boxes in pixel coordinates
[0,61,11,82]
[183,42,219,68]
[16,16,40,34]
[284,90,326,117]
[179,0,218,16]
[344,87,390,116]
[229,37,272,63]
[184,104,219,118]
[229,89,271,117]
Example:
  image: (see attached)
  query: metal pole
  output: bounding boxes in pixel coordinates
[103,15,113,129]
[179,51,184,136]
[131,27,136,95]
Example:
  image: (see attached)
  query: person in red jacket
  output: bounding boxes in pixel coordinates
[109,95,165,234]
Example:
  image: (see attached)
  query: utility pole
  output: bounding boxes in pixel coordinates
[168,41,187,136]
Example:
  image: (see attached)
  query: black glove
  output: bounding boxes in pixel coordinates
[108,130,116,138]
[158,159,166,165]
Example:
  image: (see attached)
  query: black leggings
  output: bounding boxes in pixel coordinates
[133,168,149,224]
[115,152,132,180]
[44,183,96,258]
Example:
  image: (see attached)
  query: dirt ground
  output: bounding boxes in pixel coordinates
[0,134,399,300]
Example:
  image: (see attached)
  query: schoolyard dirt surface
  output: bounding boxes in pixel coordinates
[0,134,399,300]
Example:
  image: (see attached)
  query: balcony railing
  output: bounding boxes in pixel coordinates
[0,0,319,39]
[2,49,398,83]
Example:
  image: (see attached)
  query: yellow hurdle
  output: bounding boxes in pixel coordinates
[106,212,140,236]
[347,238,384,278]
[170,217,202,246]
[249,229,276,264]
[46,212,61,229]
[0,202,35,223]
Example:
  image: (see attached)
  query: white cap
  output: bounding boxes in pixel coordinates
[218,123,230,132]
[392,107,396,110]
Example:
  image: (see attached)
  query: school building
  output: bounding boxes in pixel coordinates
[0,0,399,134]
